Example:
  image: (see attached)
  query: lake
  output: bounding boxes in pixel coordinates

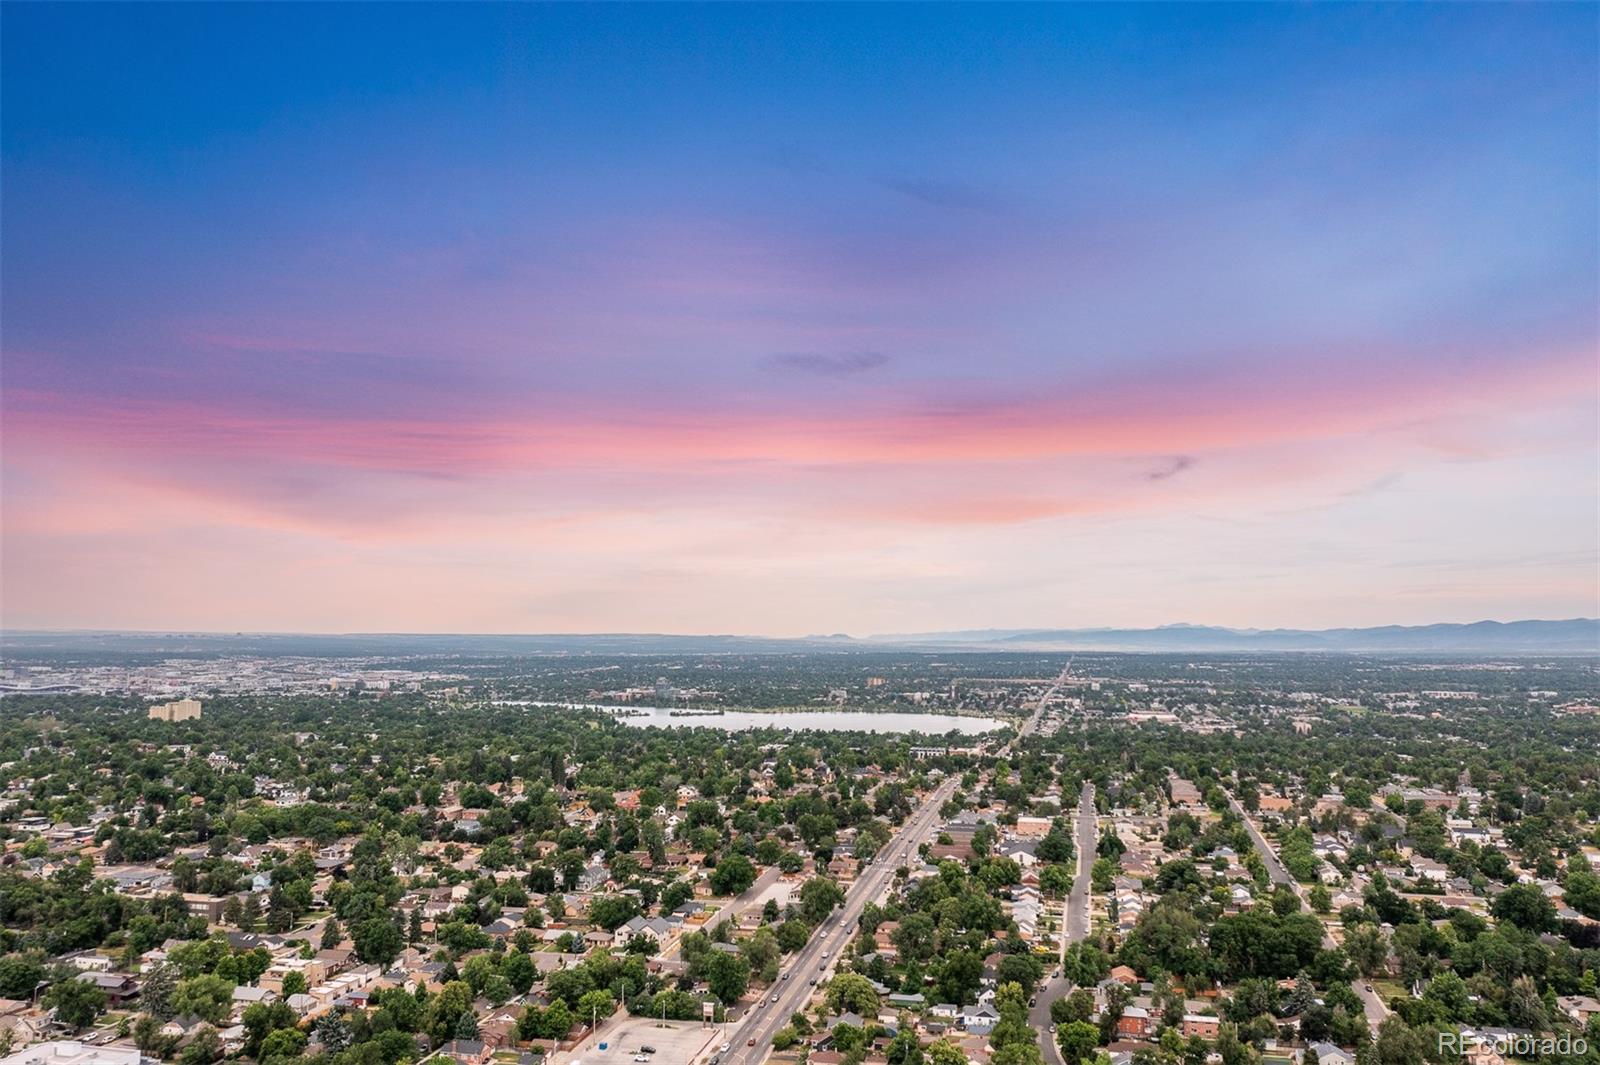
[501,701,1005,735]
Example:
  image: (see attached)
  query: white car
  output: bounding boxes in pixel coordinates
[634,1057,649,1062]
[720,1044,730,1053]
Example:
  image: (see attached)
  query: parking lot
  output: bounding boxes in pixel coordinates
[554,1015,726,1065]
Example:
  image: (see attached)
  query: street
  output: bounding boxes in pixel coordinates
[713,775,962,1065]
[1227,792,1389,1029]
[1020,661,1074,738]
[1030,781,1097,1065]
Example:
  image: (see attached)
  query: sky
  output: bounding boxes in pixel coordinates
[2,3,1597,636]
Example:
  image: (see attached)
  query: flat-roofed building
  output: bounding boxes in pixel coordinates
[148,699,202,722]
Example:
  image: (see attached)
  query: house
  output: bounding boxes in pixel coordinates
[181,894,227,923]
[1108,965,1140,985]
[1183,1015,1220,1040]
[1309,1043,1355,1065]
[958,1004,999,1034]
[75,972,139,1007]
[1558,996,1600,1027]
[0,999,52,1048]
[999,840,1039,868]
[477,1010,522,1049]
[316,947,356,975]
[620,916,675,947]
[231,986,276,1008]
[576,863,609,892]
[1117,1006,1153,1039]
[440,1040,491,1065]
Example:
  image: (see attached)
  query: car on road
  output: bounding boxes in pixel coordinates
[634,1056,649,1061]
[782,973,790,980]
[1364,984,1373,992]
[747,1039,756,1047]
[641,1048,656,1055]
[720,1044,730,1053]
[771,994,779,1003]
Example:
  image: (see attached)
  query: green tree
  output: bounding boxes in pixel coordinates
[355,915,404,966]
[1490,884,1555,932]
[171,974,234,1024]
[826,973,882,1016]
[710,854,758,896]
[799,877,845,923]
[1058,1021,1101,1065]
[44,979,107,1030]
[703,951,750,1006]
[179,1026,221,1065]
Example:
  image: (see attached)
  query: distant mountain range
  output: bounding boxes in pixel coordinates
[1,618,1596,657]
[864,618,1600,653]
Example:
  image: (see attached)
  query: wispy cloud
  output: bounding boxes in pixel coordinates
[765,351,891,376]
[1145,455,1196,481]
[881,178,1004,214]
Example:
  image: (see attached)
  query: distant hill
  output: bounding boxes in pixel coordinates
[866,618,1600,653]
[2,618,1595,658]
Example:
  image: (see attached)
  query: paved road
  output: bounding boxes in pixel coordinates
[713,776,962,1065]
[1065,782,1097,943]
[1020,662,1074,738]
[659,866,784,962]
[1030,782,1097,1065]
[1228,794,1294,886]
[1227,792,1388,1030]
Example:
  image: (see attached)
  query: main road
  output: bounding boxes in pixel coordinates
[1226,792,1389,1030]
[717,664,1068,1065]
[714,775,961,1065]
[1029,781,1097,1065]
[1020,661,1075,738]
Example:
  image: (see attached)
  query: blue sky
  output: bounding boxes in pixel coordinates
[3,3,1596,633]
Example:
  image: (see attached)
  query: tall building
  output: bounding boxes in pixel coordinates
[148,698,202,722]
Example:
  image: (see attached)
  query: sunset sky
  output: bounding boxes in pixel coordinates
[3,4,1596,635]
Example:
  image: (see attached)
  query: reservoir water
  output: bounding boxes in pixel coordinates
[501,701,1004,735]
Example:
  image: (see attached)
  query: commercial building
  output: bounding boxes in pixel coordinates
[148,699,202,722]
[1,1043,152,1065]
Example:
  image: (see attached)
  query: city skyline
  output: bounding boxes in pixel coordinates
[3,4,1597,635]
